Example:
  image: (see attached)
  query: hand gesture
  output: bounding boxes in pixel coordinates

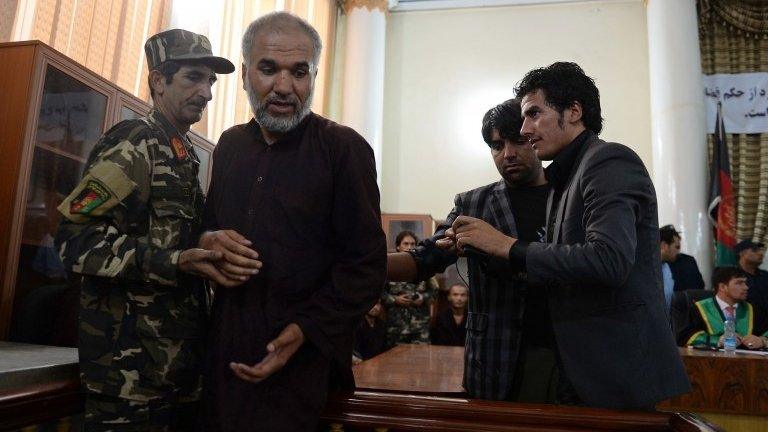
[198,230,262,286]
[451,215,516,258]
[178,249,241,287]
[741,334,765,350]
[394,293,413,307]
[230,323,305,383]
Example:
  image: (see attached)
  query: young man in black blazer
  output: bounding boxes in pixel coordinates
[449,62,690,410]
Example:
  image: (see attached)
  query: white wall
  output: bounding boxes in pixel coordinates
[381,0,651,219]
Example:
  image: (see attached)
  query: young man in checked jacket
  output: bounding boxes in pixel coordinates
[388,99,554,402]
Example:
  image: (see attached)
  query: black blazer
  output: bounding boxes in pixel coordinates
[669,253,705,291]
[526,134,690,409]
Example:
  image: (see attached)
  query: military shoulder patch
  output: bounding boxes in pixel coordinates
[171,136,188,160]
[70,180,112,215]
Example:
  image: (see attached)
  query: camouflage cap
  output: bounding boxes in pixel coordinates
[144,29,235,74]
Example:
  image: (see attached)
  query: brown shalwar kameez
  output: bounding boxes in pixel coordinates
[201,114,386,431]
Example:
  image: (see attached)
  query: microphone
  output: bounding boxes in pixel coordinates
[452,205,489,261]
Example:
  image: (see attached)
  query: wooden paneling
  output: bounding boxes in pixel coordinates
[0,376,722,432]
[0,378,82,431]
[0,42,37,339]
[658,348,768,416]
[321,391,722,432]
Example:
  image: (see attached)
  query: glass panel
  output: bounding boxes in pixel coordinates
[195,145,211,191]
[121,105,143,121]
[9,65,108,347]
[35,65,107,159]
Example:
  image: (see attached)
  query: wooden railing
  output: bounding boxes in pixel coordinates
[320,391,723,432]
[0,379,82,431]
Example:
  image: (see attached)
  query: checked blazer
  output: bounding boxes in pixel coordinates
[413,180,546,400]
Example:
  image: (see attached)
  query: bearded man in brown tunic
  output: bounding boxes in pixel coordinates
[198,11,386,432]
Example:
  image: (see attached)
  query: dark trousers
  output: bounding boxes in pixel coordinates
[508,344,583,406]
[509,345,558,404]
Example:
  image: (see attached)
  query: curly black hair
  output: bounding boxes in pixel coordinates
[481,99,523,148]
[514,62,603,135]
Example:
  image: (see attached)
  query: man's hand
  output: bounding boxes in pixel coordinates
[394,293,413,307]
[741,334,765,350]
[435,236,457,251]
[198,230,262,284]
[450,215,517,259]
[230,323,305,383]
[178,248,243,287]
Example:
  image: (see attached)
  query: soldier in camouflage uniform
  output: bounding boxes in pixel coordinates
[55,29,254,431]
[383,231,439,345]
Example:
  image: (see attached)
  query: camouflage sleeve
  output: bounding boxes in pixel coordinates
[55,134,181,286]
[381,282,397,305]
[420,277,439,303]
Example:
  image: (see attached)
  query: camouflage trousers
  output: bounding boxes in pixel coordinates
[386,328,430,346]
[84,392,199,432]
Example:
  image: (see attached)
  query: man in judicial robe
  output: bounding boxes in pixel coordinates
[198,12,386,431]
[680,266,768,349]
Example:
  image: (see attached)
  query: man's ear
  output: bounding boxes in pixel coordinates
[149,70,165,97]
[716,282,725,294]
[241,63,248,91]
[566,101,583,125]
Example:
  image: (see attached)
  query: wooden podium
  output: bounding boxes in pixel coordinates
[321,345,722,432]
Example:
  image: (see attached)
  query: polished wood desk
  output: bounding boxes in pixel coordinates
[658,347,768,416]
[353,344,465,395]
[324,344,723,432]
[0,344,733,431]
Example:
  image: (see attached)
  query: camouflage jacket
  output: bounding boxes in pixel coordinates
[55,109,206,402]
[382,278,438,335]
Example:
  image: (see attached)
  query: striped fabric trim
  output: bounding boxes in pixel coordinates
[687,331,708,346]
[695,300,715,335]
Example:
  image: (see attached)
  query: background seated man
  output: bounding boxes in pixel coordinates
[431,284,468,346]
[663,225,705,292]
[353,300,389,363]
[383,231,439,346]
[679,267,768,350]
[735,239,768,313]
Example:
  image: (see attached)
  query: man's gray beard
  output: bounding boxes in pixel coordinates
[246,79,313,134]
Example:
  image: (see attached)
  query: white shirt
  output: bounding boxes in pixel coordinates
[715,295,739,318]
